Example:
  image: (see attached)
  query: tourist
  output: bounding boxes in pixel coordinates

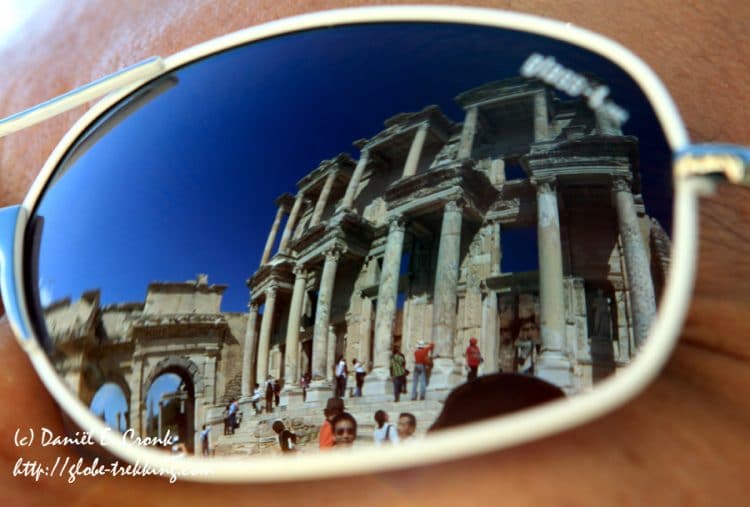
[373,410,399,446]
[319,397,344,450]
[390,347,407,402]
[223,403,231,435]
[199,424,211,456]
[250,383,263,414]
[412,341,435,401]
[273,379,281,407]
[331,412,357,448]
[272,420,297,453]
[265,378,274,413]
[170,435,188,457]
[397,412,417,442]
[300,374,309,402]
[227,398,239,434]
[465,337,483,382]
[353,358,366,397]
[335,355,348,397]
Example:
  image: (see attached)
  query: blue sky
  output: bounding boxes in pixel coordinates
[33,22,672,313]
[90,374,181,432]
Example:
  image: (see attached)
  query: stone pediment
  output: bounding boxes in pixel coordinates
[523,135,640,191]
[384,160,500,220]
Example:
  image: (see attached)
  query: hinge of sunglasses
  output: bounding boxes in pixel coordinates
[674,144,750,186]
[0,56,165,139]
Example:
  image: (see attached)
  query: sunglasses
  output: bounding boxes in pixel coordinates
[0,6,747,482]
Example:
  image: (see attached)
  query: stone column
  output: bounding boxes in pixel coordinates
[307,248,341,401]
[534,178,572,388]
[255,285,277,385]
[310,171,337,227]
[480,291,499,374]
[240,303,260,400]
[533,91,549,142]
[260,206,286,265]
[359,296,374,369]
[278,193,304,254]
[458,106,478,159]
[488,220,502,276]
[429,200,463,393]
[402,123,429,178]
[363,218,405,396]
[341,149,369,210]
[613,177,656,348]
[281,266,307,406]
[326,324,337,383]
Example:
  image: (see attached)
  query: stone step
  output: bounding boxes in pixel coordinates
[211,396,443,457]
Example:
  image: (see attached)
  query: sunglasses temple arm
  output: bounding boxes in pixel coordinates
[0,56,165,139]
[675,144,750,186]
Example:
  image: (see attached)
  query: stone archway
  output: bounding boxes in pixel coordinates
[142,356,205,453]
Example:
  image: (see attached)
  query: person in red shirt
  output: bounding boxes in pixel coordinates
[319,397,344,450]
[465,337,483,382]
[411,341,435,401]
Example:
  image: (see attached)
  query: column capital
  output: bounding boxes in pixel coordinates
[611,175,633,193]
[445,198,466,214]
[324,245,345,262]
[533,176,558,194]
[387,215,407,233]
[248,301,260,313]
[266,283,279,298]
[293,263,307,277]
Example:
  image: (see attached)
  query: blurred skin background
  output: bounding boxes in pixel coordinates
[0,1,748,506]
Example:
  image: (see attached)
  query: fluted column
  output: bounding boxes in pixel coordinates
[310,171,337,227]
[402,123,429,178]
[433,201,462,357]
[240,303,260,399]
[341,149,369,210]
[307,248,341,400]
[326,324,336,383]
[428,200,463,393]
[359,296,374,368]
[284,265,307,387]
[278,193,304,254]
[458,106,478,159]
[256,285,277,384]
[489,220,502,276]
[480,291,499,375]
[533,91,549,141]
[260,206,286,265]
[613,177,656,348]
[363,218,405,395]
[534,178,571,388]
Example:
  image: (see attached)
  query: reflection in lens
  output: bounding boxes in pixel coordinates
[31,22,672,457]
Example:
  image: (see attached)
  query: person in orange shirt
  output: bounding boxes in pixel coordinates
[411,341,435,401]
[318,397,344,449]
[465,337,483,382]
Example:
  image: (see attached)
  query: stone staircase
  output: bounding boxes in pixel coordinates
[211,396,443,456]
[220,371,243,404]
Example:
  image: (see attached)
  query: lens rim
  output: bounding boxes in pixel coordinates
[6,5,699,482]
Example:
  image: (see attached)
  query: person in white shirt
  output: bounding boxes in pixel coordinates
[372,410,399,446]
[334,355,348,398]
[353,358,366,397]
[250,383,263,414]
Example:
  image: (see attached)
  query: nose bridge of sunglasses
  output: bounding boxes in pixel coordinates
[0,57,165,139]
[675,144,750,186]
